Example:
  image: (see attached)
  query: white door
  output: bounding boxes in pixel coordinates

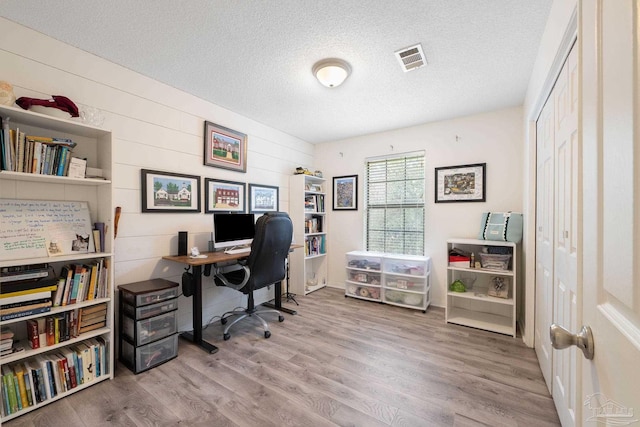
[534,41,579,425]
[535,77,556,392]
[579,0,640,425]
[552,44,580,427]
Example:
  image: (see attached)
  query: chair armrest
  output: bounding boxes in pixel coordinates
[214,265,250,290]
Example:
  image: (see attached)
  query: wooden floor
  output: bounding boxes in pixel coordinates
[5,287,560,427]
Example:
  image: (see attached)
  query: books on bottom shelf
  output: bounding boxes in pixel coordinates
[0,337,110,417]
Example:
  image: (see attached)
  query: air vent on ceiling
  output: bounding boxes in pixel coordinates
[394,43,426,72]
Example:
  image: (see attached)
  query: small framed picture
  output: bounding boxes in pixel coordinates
[204,178,246,213]
[203,121,247,172]
[304,195,317,212]
[248,183,279,213]
[141,169,201,213]
[333,175,358,210]
[434,163,486,203]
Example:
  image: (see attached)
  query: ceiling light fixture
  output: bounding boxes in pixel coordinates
[312,58,351,88]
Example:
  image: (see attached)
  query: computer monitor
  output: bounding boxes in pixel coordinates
[212,213,256,250]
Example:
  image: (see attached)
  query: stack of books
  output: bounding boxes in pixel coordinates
[0,264,56,321]
[77,303,108,334]
[1,327,15,356]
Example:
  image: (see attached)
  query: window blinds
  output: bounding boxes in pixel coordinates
[365,152,425,255]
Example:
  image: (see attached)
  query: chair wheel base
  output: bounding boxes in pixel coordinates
[278,315,285,322]
[264,331,271,339]
[223,333,231,340]
[221,317,228,325]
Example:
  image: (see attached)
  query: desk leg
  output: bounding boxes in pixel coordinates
[180,265,219,354]
[262,280,297,315]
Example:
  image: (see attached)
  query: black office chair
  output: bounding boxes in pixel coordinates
[213,212,293,340]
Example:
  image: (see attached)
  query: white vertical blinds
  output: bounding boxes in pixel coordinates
[365,152,425,255]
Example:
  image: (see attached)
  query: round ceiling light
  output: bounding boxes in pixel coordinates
[312,58,351,88]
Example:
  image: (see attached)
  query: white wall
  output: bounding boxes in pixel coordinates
[314,106,524,308]
[0,18,314,332]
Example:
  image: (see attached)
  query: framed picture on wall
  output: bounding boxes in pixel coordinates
[204,178,246,213]
[434,162,486,203]
[141,169,201,213]
[332,175,358,210]
[203,121,247,172]
[248,183,279,213]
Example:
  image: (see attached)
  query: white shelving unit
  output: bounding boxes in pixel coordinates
[289,174,327,295]
[446,238,517,337]
[0,104,114,421]
[345,251,431,312]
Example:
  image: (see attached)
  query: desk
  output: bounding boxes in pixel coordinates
[163,246,300,354]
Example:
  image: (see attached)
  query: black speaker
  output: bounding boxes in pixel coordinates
[178,231,188,256]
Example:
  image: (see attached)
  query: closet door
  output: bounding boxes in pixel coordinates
[551,43,579,427]
[534,43,579,427]
[534,85,555,392]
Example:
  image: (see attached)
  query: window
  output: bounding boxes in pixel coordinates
[365,151,425,255]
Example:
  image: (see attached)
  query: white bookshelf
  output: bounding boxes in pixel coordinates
[0,104,114,421]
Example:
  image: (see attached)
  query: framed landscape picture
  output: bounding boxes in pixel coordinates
[204,121,247,172]
[141,169,201,213]
[249,183,279,213]
[434,162,486,203]
[204,178,246,213]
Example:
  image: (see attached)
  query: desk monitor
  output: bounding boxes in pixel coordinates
[212,213,256,250]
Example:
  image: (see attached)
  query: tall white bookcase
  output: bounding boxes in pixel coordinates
[0,105,114,421]
[289,174,327,295]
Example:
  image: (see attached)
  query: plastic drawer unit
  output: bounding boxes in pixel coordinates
[118,278,179,374]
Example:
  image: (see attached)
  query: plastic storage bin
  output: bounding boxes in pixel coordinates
[479,253,512,270]
[121,333,179,373]
[122,310,177,346]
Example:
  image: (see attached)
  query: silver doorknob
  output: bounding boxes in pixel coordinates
[550,324,594,360]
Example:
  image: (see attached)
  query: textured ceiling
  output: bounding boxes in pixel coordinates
[0,1,552,143]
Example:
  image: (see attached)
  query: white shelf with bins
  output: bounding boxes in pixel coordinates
[0,104,114,422]
[446,238,517,337]
[345,251,431,312]
[289,174,328,295]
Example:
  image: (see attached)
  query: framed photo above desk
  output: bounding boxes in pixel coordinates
[204,178,246,213]
[249,184,279,213]
[141,169,201,213]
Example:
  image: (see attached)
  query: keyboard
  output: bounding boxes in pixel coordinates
[225,247,251,255]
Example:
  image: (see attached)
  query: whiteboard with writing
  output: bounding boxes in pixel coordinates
[0,199,95,262]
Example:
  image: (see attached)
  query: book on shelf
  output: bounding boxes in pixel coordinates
[0,305,52,321]
[1,365,18,414]
[0,263,51,283]
[0,284,57,300]
[0,290,52,306]
[3,299,51,313]
[94,222,105,253]
[0,326,14,341]
[0,344,24,358]
[0,274,57,296]
[13,363,30,410]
